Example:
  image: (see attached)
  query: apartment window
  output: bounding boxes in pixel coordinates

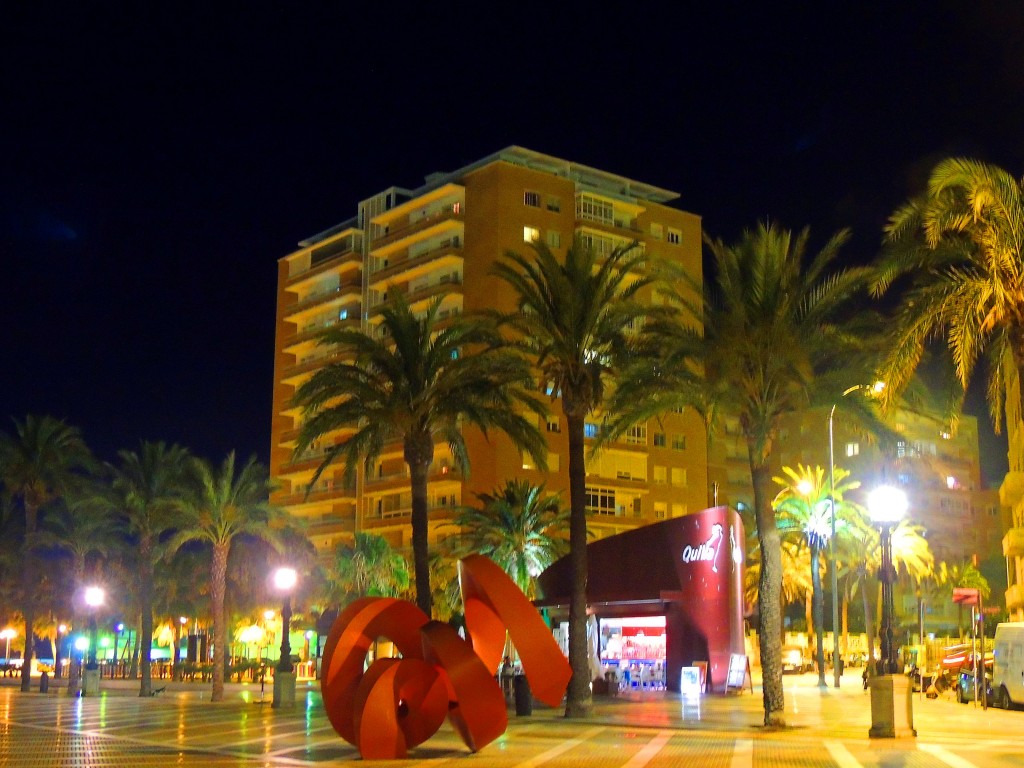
[452,202,462,214]
[654,502,668,520]
[547,197,561,212]
[521,452,537,471]
[576,194,614,225]
[339,309,348,320]
[546,416,561,433]
[653,465,667,484]
[546,230,561,248]
[672,434,686,451]
[650,223,663,240]
[845,442,859,457]
[524,226,540,243]
[667,228,681,244]
[624,425,647,445]
[524,191,541,208]
[671,468,687,486]
[584,422,600,439]
[585,486,617,516]
[653,432,666,447]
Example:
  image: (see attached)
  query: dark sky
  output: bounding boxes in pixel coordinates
[2,3,1021,483]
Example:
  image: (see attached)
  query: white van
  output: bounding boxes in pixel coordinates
[992,622,1024,708]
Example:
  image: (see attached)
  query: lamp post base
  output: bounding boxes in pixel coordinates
[82,669,100,697]
[868,673,916,739]
[272,670,296,708]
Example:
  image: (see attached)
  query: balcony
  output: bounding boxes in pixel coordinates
[369,238,463,286]
[1004,527,1024,558]
[280,316,361,350]
[1001,471,1024,508]
[1006,583,1024,613]
[273,484,356,508]
[286,246,361,288]
[371,206,464,252]
[284,277,363,320]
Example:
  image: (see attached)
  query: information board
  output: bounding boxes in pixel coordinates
[725,653,752,693]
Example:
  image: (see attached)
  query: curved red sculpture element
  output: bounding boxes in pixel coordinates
[459,555,573,708]
[320,555,570,759]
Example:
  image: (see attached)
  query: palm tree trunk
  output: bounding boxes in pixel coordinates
[138,544,154,697]
[409,460,432,618]
[811,546,826,687]
[20,502,38,693]
[210,542,229,702]
[861,573,877,678]
[564,412,592,718]
[751,459,785,726]
[405,432,434,619]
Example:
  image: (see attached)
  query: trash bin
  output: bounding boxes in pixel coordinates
[513,674,532,716]
[39,672,49,693]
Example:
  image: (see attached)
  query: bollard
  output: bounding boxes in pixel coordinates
[39,672,49,693]
[513,674,532,716]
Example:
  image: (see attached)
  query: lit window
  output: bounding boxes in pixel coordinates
[845,442,859,457]
[653,466,667,484]
[522,453,537,471]
[946,476,957,489]
[584,422,599,439]
[671,468,687,486]
[524,191,540,207]
[339,309,348,320]
[667,228,681,244]
[654,503,667,520]
[547,230,561,248]
[524,226,540,243]
[940,430,951,440]
[452,202,461,214]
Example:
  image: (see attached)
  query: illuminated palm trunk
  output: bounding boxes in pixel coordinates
[564,411,591,717]
[751,460,785,725]
[210,542,228,702]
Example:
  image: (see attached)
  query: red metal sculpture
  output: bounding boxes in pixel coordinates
[320,554,571,759]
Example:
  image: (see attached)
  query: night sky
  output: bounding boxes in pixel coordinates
[2,3,1021,483]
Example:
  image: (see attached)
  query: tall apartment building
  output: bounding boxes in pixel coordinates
[1000,374,1024,620]
[270,147,707,555]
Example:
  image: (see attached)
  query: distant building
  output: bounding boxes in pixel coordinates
[270,147,707,555]
[999,374,1024,621]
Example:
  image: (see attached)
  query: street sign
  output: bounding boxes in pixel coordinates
[952,587,980,605]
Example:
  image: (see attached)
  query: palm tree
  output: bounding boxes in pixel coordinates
[493,235,657,717]
[0,415,93,691]
[872,158,1024,435]
[773,464,862,687]
[329,532,410,603]
[108,442,190,696]
[294,289,546,618]
[449,479,567,598]
[613,223,875,725]
[167,452,282,702]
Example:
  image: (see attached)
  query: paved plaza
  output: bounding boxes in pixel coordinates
[0,671,1022,767]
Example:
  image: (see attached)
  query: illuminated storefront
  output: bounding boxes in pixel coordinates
[536,505,746,692]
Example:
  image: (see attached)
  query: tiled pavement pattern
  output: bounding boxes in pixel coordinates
[1,674,1023,767]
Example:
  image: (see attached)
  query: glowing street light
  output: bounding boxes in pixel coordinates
[868,485,908,676]
[1,628,15,662]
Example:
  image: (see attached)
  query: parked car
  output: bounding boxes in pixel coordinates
[956,665,993,705]
[781,645,810,674]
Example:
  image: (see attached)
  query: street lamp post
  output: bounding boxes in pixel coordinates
[828,381,884,688]
[867,485,915,739]
[271,567,297,708]
[82,586,105,696]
